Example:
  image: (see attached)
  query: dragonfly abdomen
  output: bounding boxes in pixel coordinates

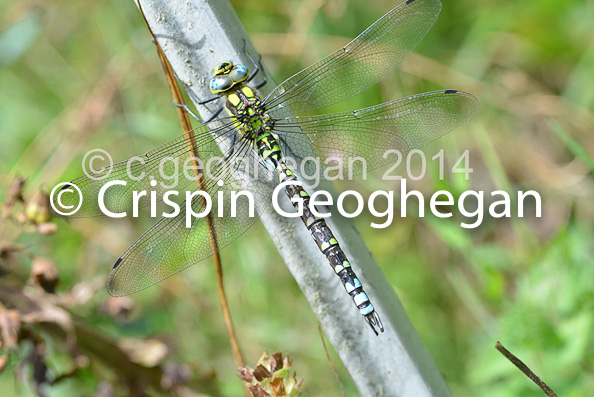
[256,130,383,334]
[283,176,383,334]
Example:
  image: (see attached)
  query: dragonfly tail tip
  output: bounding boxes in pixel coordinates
[365,312,384,336]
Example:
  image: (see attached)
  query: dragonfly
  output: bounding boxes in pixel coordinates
[54,0,478,335]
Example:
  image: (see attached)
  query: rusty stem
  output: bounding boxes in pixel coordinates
[136,0,246,377]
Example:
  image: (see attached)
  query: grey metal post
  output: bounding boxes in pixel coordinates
[133,1,452,395]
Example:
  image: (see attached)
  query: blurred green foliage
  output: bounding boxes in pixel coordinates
[1,0,593,396]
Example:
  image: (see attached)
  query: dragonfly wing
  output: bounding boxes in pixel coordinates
[275,90,479,175]
[52,118,277,296]
[266,0,442,117]
[51,122,238,218]
[106,141,276,296]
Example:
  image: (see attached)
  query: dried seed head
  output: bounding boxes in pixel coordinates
[239,352,302,397]
[25,191,52,224]
[4,177,25,207]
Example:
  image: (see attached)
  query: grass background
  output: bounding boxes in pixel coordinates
[1,0,593,395]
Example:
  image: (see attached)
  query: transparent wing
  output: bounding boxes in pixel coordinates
[52,120,236,218]
[52,121,277,296]
[272,90,479,175]
[106,139,276,296]
[266,0,442,117]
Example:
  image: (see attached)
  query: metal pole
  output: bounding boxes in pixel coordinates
[134,0,452,395]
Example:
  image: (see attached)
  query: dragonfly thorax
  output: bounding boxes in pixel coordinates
[225,86,273,140]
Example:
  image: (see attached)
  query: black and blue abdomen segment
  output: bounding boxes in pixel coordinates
[282,178,382,333]
[255,131,383,333]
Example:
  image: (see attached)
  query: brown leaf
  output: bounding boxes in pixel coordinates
[30,257,59,293]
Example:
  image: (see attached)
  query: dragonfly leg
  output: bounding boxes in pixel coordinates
[171,71,224,123]
[243,39,268,89]
[203,105,224,123]
[173,102,203,124]
[171,71,219,106]
[198,95,220,105]
[173,102,224,126]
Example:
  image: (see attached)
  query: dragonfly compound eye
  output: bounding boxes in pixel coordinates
[210,76,233,94]
[212,61,234,77]
[229,64,249,83]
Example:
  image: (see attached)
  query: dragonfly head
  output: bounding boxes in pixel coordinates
[209,61,249,94]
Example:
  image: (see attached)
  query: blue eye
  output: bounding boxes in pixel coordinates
[210,76,233,94]
[229,64,249,83]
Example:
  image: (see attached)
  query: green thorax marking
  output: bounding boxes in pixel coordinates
[223,86,273,140]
